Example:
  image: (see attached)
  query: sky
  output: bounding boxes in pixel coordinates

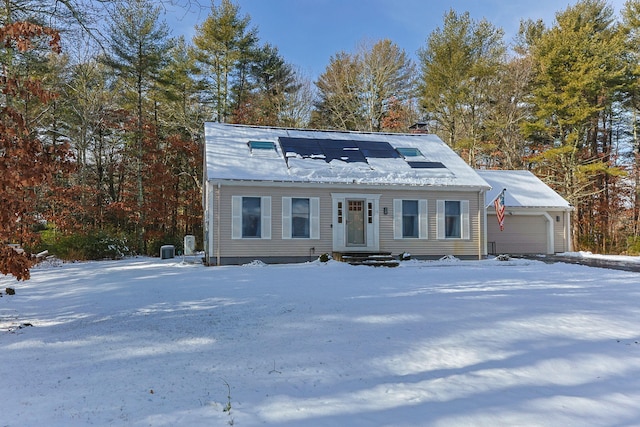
[164,0,628,79]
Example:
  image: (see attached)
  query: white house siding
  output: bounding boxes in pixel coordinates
[207,184,333,265]
[551,210,570,253]
[378,189,484,259]
[206,182,485,265]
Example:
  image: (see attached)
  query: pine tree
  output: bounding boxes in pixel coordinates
[100,0,172,253]
[524,0,626,251]
[191,0,258,123]
[239,43,299,126]
[418,9,505,164]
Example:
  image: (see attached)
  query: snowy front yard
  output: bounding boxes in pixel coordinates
[1,257,640,426]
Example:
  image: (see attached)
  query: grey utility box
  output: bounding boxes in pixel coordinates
[160,245,175,259]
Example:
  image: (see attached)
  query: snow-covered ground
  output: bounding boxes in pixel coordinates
[1,256,640,426]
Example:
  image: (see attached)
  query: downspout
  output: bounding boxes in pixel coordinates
[565,210,572,252]
[543,212,554,255]
[216,182,221,266]
[479,190,485,260]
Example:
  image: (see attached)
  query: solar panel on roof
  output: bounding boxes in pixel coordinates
[278,137,398,164]
[317,139,363,162]
[358,141,401,159]
[407,161,447,169]
[279,137,323,158]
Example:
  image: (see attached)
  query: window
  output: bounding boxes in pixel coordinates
[282,197,320,239]
[402,200,419,238]
[242,197,261,238]
[396,147,423,158]
[292,198,310,238]
[445,201,461,238]
[232,196,271,239]
[393,199,428,239]
[436,200,470,239]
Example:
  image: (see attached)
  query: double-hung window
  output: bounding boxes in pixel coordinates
[282,197,320,239]
[292,198,310,238]
[231,196,271,239]
[436,200,470,239]
[242,197,262,238]
[393,199,428,239]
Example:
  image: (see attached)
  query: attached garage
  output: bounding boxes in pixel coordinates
[478,170,573,255]
[487,214,547,255]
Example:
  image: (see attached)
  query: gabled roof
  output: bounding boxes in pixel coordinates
[477,170,572,209]
[205,123,490,188]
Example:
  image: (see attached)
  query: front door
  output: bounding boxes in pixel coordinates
[331,194,380,252]
[347,200,366,246]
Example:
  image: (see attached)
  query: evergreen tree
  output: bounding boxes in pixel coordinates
[191,0,258,123]
[100,0,172,253]
[618,0,640,247]
[158,36,209,141]
[418,9,505,164]
[234,43,299,126]
[524,0,626,251]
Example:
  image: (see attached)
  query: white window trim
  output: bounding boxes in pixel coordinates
[282,197,320,240]
[393,199,428,239]
[231,196,271,239]
[436,199,470,240]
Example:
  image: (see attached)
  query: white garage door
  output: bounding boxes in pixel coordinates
[487,215,547,255]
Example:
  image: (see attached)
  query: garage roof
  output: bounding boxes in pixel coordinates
[478,170,572,209]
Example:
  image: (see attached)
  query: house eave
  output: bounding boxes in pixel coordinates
[206,178,489,192]
[486,204,574,211]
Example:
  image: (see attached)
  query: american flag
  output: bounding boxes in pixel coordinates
[494,189,505,231]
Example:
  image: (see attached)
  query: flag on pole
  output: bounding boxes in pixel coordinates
[494,189,506,231]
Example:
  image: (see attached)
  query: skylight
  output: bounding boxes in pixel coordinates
[248,141,276,151]
[396,147,423,158]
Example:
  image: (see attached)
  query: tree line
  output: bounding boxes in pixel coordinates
[2,0,640,280]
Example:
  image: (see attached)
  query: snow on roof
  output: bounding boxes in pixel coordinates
[205,123,489,188]
[477,170,572,209]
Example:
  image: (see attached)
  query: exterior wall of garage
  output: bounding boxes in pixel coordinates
[486,207,571,255]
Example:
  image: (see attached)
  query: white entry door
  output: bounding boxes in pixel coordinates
[346,200,366,246]
[332,194,380,252]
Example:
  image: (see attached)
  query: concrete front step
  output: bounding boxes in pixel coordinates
[333,252,399,267]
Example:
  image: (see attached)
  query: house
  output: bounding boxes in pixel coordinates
[477,170,573,255]
[203,123,494,265]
